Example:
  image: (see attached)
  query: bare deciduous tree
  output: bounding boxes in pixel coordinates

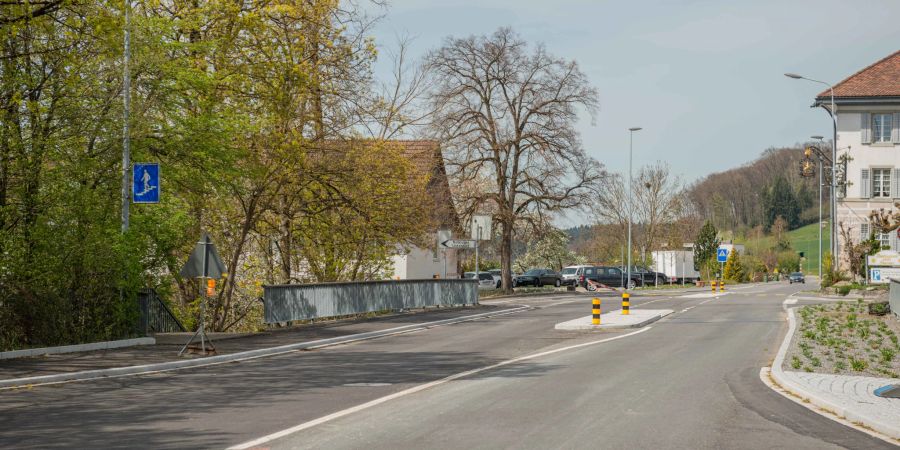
[426,27,603,291]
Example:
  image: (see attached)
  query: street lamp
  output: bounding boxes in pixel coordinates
[627,127,642,290]
[785,73,838,268]
[810,135,826,281]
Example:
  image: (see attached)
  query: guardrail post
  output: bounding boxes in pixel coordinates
[621,292,630,315]
[592,298,601,325]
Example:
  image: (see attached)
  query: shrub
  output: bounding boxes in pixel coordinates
[850,358,868,371]
[791,356,802,370]
[881,348,896,363]
[867,302,891,316]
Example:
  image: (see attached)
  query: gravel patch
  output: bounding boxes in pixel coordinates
[783,300,899,379]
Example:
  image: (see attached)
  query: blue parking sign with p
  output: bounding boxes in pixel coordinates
[717,248,729,263]
[132,163,160,203]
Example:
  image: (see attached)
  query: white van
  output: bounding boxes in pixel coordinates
[560,265,592,286]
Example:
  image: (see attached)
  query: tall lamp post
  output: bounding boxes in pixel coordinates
[785,73,838,266]
[627,127,642,290]
[811,135,826,280]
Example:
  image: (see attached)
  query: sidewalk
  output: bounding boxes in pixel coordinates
[0,304,506,385]
[768,307,900,441]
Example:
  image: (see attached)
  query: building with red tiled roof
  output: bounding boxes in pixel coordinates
[389,140,463,280]
[814,50,900,274]
[815,50,900,103]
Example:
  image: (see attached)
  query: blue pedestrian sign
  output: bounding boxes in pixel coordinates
[132,163,160,203]
[717,248,729,263]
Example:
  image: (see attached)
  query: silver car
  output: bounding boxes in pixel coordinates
[465,272,497,289]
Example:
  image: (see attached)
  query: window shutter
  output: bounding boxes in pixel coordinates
[861,168,871,198]
[860,222,870,242]
[893,112,900,143]
[861,112,871,144]
[891,230,899,251]
[893,168,900,198]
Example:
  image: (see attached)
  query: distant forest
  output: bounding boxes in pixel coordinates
[565,144,829,260]
[687,145,827,233]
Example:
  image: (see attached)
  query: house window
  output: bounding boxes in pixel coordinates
[877,232,891,249]
[872,168,891,197]
[873,113,893,143]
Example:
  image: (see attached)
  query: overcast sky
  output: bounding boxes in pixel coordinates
[365,0,900,225]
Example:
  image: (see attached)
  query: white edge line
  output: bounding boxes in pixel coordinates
[0,306,532,390]
[226,326,653,450]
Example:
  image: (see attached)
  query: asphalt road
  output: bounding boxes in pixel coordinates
[0,283,892,449]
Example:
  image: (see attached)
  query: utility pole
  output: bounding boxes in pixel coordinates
[627,127,642,290]
[121,0,131,233]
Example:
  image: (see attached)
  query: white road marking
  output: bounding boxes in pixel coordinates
[783,298,798,305]
[226,327,654,450]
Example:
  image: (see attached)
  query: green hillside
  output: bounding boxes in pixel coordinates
[737,222,831,275]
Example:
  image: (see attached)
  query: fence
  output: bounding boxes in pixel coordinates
[889,279,900,319]
[137,289,186,335]
[263,279,479,324]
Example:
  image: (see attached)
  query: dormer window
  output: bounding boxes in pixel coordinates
[873,113,893,143]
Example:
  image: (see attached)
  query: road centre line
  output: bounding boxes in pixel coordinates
[226,327,654,450]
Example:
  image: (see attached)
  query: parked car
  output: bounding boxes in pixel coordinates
[514,268,562,288]
[464,271,498,289]
[628,266,667,286]
[579,265,642,290]
[788,272,805,284]
[488,269,502,288]
[560,265,592,286]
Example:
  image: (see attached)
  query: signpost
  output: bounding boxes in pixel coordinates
[717,248,729,280]
[132,163,160,204]
[179,232,226,356]
[470,215,492,281]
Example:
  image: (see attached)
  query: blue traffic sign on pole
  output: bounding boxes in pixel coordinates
[132,163,160,203]
[717,248,729,263]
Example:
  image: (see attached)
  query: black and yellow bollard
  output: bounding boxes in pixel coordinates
[711,280,717,292]
[719,281,725,292]
[592,298,601,325]
[621,292,630,315]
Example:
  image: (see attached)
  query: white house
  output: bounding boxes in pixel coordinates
[815,50,900,269]
[387,141,462,279]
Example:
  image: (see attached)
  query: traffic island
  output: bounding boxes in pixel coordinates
[554,309,673,330]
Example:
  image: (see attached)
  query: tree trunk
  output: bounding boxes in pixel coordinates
[500,219,514,293]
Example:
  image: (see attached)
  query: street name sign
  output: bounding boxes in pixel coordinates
[441,239,476,249]
[717,248,729,263]
[132,163,160,203]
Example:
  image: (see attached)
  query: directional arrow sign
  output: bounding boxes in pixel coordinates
[441,239,476,249]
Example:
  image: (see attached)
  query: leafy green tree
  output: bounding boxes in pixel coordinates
[694,220,720,280]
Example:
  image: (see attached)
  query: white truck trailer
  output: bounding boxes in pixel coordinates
[652,250,700,284]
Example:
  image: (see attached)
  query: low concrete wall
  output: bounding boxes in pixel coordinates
[0,337,156,360]
[264,279,478,324]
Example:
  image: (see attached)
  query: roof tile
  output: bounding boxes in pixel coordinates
[817,50,900,99]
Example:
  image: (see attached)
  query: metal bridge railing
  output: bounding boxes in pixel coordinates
[138,289,186,335]
[263,279,479,324]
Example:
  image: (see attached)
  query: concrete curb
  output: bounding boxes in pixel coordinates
[0,337,156,360]
[769,306,900,440]
[0,305,530,390]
